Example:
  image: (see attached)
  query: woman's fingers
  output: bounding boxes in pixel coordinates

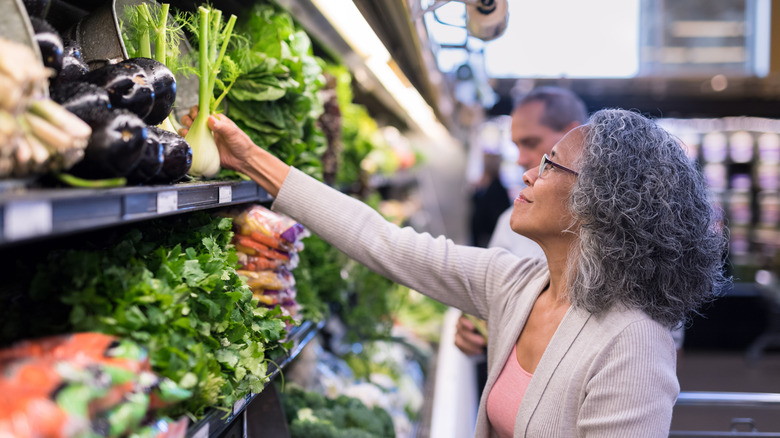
[209,114,250,146]
[457,315,476,331]
[455,330,486,356]
[454,315,486,357]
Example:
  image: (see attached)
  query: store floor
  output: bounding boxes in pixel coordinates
[672,350,780,434]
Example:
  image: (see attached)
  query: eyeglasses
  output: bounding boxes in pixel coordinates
[538,154,579,178]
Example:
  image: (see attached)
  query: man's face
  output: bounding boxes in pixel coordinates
[510,101,570,171]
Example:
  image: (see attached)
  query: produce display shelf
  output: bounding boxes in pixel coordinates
[0,179,272,246]
[186,318,325,438]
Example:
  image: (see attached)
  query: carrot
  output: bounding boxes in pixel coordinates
[235,235,270,252]
[245,263,256,271]
[234,244,256,256]
[256,247,289,261]
[249,231,286,250]
[251,257,280,270]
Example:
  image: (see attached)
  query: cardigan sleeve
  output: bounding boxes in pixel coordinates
[576,319,679,437]
[271,168,540,319]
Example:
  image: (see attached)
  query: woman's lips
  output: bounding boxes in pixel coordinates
[515,193,530,204]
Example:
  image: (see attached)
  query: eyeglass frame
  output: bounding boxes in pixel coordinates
[538,154,579,178]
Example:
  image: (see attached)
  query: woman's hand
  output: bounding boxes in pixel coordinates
[179,106,255,174]
[179,106,289,197]
[455,314,487,357]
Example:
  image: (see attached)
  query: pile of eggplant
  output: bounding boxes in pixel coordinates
[25,4,192,186]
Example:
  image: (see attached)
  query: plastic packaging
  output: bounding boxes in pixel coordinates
[0,333,190,438]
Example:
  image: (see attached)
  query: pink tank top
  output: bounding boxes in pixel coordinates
[486,343,533,438]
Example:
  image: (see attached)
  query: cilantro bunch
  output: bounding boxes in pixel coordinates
[30,213,290,417]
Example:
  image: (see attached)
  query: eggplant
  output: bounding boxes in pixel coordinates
[85,60,155,120]
[50,82,112,117]
[30,17,63,73]
[69,109,149,179]
[130,58,176,126]
[22,0,51,19]
[52,40,89,85]
[148,127,192,184]
[125,135,164,184]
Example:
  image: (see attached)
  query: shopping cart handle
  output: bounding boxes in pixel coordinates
[676,391,780,407]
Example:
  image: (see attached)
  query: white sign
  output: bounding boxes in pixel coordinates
[156,191,178,214]
[219,186,232,204]
[4,201,53,241]
[191,423,209,438]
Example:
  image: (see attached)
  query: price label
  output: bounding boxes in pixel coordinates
[4,201,52,241]
[191,423,209,438]
[233,396,247,414]
[218,186,232,204]
[156,191,178,214]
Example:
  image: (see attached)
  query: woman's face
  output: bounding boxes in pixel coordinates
[510,126,585,245]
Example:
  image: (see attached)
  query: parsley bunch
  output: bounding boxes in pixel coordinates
[31,213,290,417]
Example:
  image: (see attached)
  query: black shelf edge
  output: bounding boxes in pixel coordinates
[186,318,325,438]
[0,180,273,246]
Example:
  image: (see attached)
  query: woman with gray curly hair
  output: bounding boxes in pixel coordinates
[181,107,729,437]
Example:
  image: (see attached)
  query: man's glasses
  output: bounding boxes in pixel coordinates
[538,154,579,178]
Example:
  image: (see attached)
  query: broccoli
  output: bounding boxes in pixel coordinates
[289,408,341,438]
[281,385,395,438]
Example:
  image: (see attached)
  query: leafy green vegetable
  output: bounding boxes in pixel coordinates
[29,213,290,417]
[225,3,326,179]
[281,384,395,438]
[294,234,349,322]
[294,231,403,343]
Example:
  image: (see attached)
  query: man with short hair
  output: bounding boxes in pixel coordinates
[455,85,588,371]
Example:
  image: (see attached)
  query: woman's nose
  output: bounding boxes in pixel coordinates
[522,167,537,186]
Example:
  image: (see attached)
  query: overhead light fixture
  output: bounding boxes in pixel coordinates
[309,0,449,140]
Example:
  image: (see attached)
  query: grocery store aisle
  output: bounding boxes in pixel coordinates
[413,139,471,244]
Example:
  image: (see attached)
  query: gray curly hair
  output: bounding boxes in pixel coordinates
[568,109,730,328]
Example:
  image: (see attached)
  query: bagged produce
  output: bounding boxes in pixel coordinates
[232,205,308,252]
[228,205,308,319]
[0,333,190,438]
[229,204,307,271]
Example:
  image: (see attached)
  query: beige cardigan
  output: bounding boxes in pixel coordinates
[273,168,679,438]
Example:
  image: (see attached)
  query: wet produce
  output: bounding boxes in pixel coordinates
[52,39,89,86]
[68,109,149,179]
[85,59,156,120]
[148,126,192,183]
[50,81,112,116]
[121,2,186,132]
[131,57,177,125]
[126,134,164,184]
[29,17,63,73]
